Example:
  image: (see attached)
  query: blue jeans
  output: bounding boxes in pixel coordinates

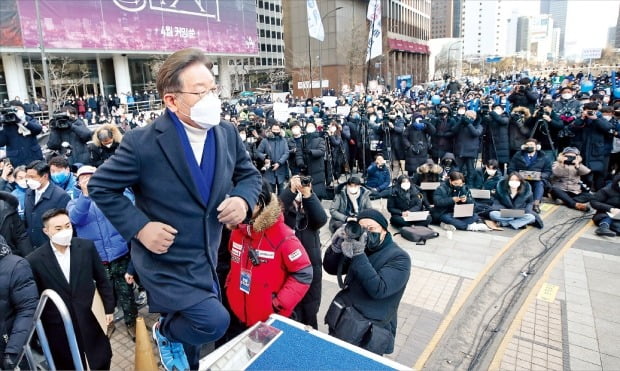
[527,180,544,202]
[440,213,479,230]
[161,296,230,369]
[489,211,535,229]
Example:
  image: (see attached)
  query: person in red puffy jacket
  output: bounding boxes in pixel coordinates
[226,181,312,327]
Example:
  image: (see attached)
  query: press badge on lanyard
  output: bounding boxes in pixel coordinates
[240,268,252,294]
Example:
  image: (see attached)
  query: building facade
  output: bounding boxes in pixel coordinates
[431,0,461,39]
[547,0,567,58]
[284,0,430,98]
[462,0,509,58]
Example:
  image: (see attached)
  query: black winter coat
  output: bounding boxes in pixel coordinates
[527,110,563,151]
[431,181,474,219]
[507,89,538,113]
[431,115,456,159]
[0,115,43,167]
[47,119,92,166]
[0,192,32,257]
[570,117,614,172]
[389,117,408,161]
[508,150,552,181]
[25,184,71,248]
[491,179,543,228]
[387,185,430,217]
[403,121,436,172]
[280,188,328,325]
[0,248,38,358]
[483,111,510,163]
[296,133,327,198]
[323,234,411,354]
[454,116,483,158]
[591,174,620,225]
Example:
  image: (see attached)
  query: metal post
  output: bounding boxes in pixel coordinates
[96,55,105,103]
[365,0,379,93]
[307,36,312,98]
[34,0,53,115]
[27,55,37,100]
[318,6,343,98]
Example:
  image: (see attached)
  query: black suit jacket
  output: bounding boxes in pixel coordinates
[24,184,70,248]
[26,238,114,370]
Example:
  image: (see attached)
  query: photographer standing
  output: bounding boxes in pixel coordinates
[0,101,43,167]
[323,209,411,355]
[529,100,562,159]
[280,175,328,329]
[507,78,538,113]
[47,106,92,166]
[256,121,289,195]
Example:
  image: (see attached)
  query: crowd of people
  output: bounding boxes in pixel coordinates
[1,47,619,371]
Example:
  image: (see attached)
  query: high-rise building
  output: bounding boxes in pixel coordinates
[548,0,567,57]
[431,0,462,39]
[608,26,617,48]
[514,15,557,62]
[284,0,431,97]
[615,6,620,49]
[540,0,551,14]
[462,0,509,57]
[515,16,530,54]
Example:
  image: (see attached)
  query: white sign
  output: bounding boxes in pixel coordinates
[336,106,351,117]
[321,96,338,108]
[297,80,329,89]
[273,102,290,123]
[582,48,602,60]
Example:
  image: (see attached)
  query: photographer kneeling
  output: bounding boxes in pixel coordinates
[549,147,591,211]
[323,209,411,355]
[47,106,92,166]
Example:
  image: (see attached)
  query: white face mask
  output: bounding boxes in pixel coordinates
[292,127,301,136]
[240,134,246,141]
[16,179,28,189]
[602,115,612,121]
[188,93,221,130]
[16,109,25,121]
[457,109,465,115]
[508,180,521,189]
[104,143,113,148]
[51,228,73,246]
[486,169,497,176]
[306,126,316,134]
[347,186,359,195]
[401,182,411,191]
[27,179,41,190]
[561,93,573,100]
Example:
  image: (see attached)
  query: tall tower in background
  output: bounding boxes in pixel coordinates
[548,0,567,57]
[462,0,509,57]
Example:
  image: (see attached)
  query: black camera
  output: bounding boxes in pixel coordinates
[564,156,575,165]
[585,110,594,117]
[0,107,19,124]
[300,176,312,186]
[49,112,72,129]
[344,221,363,240]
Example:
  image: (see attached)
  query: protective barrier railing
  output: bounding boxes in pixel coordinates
[16,289,84,371]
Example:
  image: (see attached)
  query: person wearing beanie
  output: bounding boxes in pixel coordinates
[323,207,411,355]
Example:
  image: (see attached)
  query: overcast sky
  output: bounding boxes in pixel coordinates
[504,0,620,59]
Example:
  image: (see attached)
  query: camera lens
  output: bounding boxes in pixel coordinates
[344,221,363,240]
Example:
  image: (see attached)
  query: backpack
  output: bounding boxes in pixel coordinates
[396,226,439,245]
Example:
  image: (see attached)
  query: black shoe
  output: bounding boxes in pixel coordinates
[533,204,541,213]
[595,223,616,237]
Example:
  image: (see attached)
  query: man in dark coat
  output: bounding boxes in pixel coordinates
[24,160,71,248]
[430,105,456,161]
[257,121,289,194]
[0,191,32,257]
[323,209,411,355]
[403,113,435,175]
[0,101,43,167]
[296,121,327,199]
[88,48,262,370]
[590,173,620,237]
[27,209,114,370]
[570,104,615,191]
[0,236,38,370]
[454,110,484,184]
[280,175,328,329]
[507,78,538,113]
[483,104,510,170]
[508,138,552,213]
[47,106,92,166]
[528,100,563,159]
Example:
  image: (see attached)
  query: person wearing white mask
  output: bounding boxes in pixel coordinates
[24,160,70,248]
[26,208,115,370]
[329,176,372,232]
[87,48,262,371]
[88,124,123,166]
[488,172,542,230]
[387,175,431,228]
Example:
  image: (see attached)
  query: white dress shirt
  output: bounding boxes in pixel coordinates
[52,244,71,283]
[35,182,50,205]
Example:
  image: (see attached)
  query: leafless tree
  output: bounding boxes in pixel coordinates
[337,23,367,89]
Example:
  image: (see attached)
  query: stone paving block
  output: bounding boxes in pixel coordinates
[516,359,532,369]
[570,344,602,365]
[583,256,618,274]
[600,353,620,371]
[567,311,596,326]
[590,291,620,323]
[586,270,620,297]
[569,332,600,352]
[570,357,603,371]
[568,321,598,339]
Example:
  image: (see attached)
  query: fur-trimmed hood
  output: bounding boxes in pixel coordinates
[251,195,282,232]
[92,124,123,147]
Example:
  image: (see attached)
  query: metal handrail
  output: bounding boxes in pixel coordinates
[16,289,85,371]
